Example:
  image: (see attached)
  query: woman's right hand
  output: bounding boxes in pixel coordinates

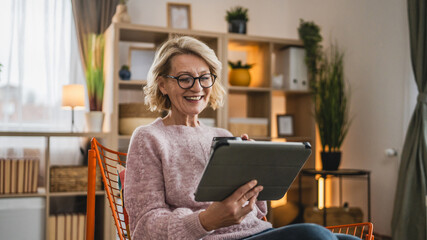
[198,180,263,231]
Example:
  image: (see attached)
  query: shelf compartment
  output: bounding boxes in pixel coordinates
[227,39,271,88]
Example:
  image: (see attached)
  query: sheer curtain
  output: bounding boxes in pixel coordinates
[0,0,86,167]
[0,0,85,131]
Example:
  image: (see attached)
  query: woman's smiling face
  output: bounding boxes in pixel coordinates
[159,54,212,120]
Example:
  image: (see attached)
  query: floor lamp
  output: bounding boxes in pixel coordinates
[62,84,85,132]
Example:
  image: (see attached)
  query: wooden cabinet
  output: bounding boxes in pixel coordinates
[0,132,108,240]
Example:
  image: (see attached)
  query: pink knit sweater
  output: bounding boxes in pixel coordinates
[125,118,272,240]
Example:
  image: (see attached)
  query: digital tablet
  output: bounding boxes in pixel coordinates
[194,138,311,202]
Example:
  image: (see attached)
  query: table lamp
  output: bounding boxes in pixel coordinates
[62,84,85,131]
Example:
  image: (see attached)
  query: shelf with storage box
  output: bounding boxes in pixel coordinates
[0,131,108,240]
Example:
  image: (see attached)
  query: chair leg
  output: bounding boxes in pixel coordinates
[86,149,97,240]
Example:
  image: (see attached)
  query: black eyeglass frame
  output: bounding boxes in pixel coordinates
[165,73,217,89]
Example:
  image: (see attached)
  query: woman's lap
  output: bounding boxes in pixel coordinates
[241,223,361,240]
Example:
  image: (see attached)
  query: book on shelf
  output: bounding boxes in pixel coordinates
[17,159,24,193]
[56,214,66,240]
[71,213,79,240]
[65,214,72,240]
[77,214,85,240]
[3,159,10,194]
[32,159,39,192]
[48,215,56,240]
[10,159,17,193]
[0,159,4,194]
[0,158,39,195]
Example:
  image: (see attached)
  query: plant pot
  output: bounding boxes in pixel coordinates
[85,111,104,132]
[229,68,251,86]
[321,151,341,171]
[228,20,247,34]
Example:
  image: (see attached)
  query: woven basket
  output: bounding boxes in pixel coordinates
[50,166,102,192]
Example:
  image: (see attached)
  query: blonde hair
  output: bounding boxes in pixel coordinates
[144,36,225,112]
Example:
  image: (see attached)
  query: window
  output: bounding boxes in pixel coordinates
[0,0,85,131]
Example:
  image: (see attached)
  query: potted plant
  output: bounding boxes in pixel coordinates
[313,44,351,170]
[298,19,351,170]
[298,19,323,90]
[85,33,105,132]
[225,6,249,34]
[228,60,254,86]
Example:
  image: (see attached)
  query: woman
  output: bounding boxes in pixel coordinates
[125,36,359,240]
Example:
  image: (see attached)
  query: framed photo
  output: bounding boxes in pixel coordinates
[167,3,192,29]
[128,47,156,80]
[277,114,294,137]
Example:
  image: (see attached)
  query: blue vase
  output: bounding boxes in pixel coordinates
[119,68,131,80]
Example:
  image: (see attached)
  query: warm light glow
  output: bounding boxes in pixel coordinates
[62,84,85,108]
[270,194,287,208]
[318,177,325,209]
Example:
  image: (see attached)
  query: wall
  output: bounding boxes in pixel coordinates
[126,0,417,236]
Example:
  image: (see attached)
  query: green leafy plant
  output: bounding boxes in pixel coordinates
[298,19,323,89]
[313,44,351,152]
[228,60,253,69]
[85,33,105,111]
[225,6,249,22]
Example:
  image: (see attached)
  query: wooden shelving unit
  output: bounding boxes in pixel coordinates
[0,131,110,239]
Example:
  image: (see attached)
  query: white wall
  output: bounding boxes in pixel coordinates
[126,0,417,236]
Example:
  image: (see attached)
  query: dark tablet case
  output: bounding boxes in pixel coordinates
[195,140,311,202]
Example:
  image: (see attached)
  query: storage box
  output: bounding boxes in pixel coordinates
[275,47,309,91]
[119,103,160,135]
[119,103,160,118]
[228,118,268,137]
[50,166,102,192]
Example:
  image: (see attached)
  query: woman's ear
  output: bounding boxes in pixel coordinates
[158,76,167,95]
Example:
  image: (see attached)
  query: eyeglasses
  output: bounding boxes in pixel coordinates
[165,73,216,89]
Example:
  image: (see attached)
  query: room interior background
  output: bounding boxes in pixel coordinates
[124,0,417,236]
[0,0,418,238]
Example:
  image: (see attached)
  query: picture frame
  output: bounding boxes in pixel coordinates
[167,3,192,29]
[128,47,156,81]
[277,114,294,137]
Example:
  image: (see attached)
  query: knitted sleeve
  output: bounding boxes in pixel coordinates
[255,201,268,219]
[124,127,211,240]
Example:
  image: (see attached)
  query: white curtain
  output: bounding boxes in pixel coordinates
[0,0,86,130]
[0,0,87,169]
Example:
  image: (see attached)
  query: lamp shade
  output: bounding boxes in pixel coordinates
[62,84,85,108]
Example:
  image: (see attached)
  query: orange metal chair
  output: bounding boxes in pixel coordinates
[86,138,129,240]
[326,222,374,240]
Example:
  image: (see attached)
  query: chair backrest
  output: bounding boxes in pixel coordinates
[86,138,129,240]
[326,222,374,240]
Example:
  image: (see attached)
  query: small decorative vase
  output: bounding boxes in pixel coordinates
[85,111,104,132]
[119,66,131,80]
[228,20,247,34]
[321,151,342,171]
[229,68,251,86]
[112,4,131,23]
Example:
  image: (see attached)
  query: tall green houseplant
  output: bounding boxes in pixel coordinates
[298,19,323,89]
[313,44,351,170]
[86,33,105,112]
[299,19,351,170]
